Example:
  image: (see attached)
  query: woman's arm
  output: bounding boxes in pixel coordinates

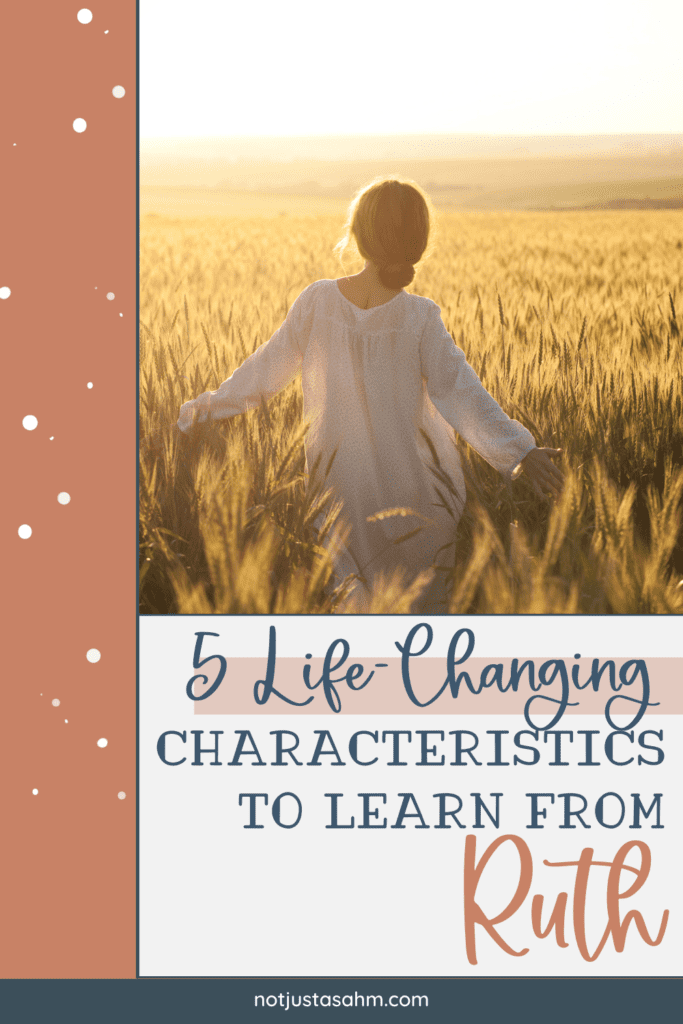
[177,288,309,433]
[420,303,537,479]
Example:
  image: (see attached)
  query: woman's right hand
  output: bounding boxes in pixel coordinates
[519,447,564,499]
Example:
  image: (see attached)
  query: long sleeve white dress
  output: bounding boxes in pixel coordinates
[177,279,536,607]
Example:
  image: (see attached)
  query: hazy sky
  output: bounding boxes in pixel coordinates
[141,0,683,137]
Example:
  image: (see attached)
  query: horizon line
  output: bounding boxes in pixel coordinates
[141,131,683,141]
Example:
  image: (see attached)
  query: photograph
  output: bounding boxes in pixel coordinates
[139,0,683,616]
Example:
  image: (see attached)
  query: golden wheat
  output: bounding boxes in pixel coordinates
[139,209,683,614]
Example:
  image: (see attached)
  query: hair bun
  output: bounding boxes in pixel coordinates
[378,260,416,289]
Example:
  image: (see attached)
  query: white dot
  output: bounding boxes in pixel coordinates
[106,292,115,300]
[49,436,54,440]
[57,492,71,505]
[0,286,11,300]
[104,30,109,34]
[86,648,101,663]
[112,86,125,99]
[65,719,68,723]
[23,415,38,430]
[118,791,126,800]
[52,698,60,707]
[32,789,39,796]
[119,313,123,317]
[77,9,93,24]
[87,382,93,388]
[18,524,32,539]
[97,738,108,748]
[73,118,87,133]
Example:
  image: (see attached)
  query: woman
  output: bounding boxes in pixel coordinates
[178,177,563,610]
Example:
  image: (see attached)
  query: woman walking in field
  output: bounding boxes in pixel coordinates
[178,177,563,610]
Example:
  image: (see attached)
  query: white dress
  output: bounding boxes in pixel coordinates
[177,279,536,606]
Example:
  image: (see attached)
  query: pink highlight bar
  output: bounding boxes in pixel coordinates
[193,658,683,716]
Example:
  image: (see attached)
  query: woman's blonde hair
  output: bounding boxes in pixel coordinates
[334,176,434,289]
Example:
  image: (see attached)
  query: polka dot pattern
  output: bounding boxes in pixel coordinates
[5,2,135,978]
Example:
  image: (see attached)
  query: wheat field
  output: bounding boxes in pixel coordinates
[139,208,683,614]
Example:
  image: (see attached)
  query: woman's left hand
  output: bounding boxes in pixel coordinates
[177,399,196,433]
[519,447,564,499]
[178,392,211,433]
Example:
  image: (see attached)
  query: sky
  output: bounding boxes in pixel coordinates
[140,0,683,138]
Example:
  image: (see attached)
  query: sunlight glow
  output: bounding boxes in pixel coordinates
[141,0,683,137]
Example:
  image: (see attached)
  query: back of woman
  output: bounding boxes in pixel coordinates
[178,176,563,611]
[299,279,462,593]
